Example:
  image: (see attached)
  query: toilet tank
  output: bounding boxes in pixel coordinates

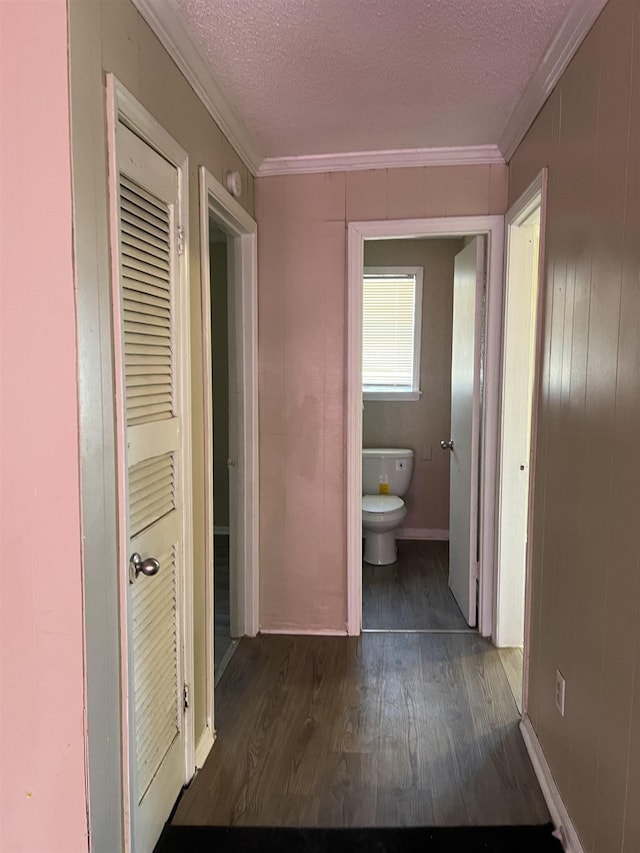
[362,448,414,496]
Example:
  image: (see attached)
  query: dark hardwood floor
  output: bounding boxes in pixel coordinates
[363,539,469,631]
[214,534,233,671]
[184,539,542,829]
[173,633,547,828]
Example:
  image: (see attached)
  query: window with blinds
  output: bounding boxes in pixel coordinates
[362,266,423,400]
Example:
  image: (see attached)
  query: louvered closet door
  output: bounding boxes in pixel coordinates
[116,122,185,853]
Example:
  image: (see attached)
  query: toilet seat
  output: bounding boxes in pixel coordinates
[362,494,406,527]
[362,494,404,513]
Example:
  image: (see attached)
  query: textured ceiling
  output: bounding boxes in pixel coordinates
[175,0,574,159]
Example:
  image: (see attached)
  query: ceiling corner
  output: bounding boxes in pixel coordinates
[130,0,263,175]
[499,0,609,161]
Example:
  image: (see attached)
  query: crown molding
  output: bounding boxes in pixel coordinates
[131,0,606,176]
[130,0,262,175]
[499,0,608,162]
[258,145,505,177]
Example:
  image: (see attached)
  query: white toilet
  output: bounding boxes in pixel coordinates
[362,448,414,565]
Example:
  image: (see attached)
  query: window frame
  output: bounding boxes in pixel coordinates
[362,265,423,401]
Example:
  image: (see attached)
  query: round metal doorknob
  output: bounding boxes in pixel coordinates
[129,552,160,583]
[440,439,454,450]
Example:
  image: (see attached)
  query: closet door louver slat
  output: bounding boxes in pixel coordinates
[131,545,179,800]
[124,297,170,314]
[123,267,172,291]
[124,287,170,310]
[127,386,172,403]
[126,344,171,358]
[130,473,174,505]
[127,420,176,542]
[121,183,171,229]
[121,207,169,243]
[124,310,172,330]
[122,223,170,255]
[123,244,171,275]
[124,318,171,334]
[120,176,175,429]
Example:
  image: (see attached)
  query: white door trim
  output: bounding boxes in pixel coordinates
[199,166,259,759]
[105,75,194,849]
[347,216,505,637]
[500,169,548,714]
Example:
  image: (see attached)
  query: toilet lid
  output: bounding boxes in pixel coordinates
[362,494,404,513]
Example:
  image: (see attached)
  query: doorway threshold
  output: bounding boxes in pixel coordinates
[362,628,477,634]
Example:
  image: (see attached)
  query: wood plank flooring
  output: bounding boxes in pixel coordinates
[362,540,469,630]
[214,534,233,670]
[498,647,524,714]
[173,633,547,828]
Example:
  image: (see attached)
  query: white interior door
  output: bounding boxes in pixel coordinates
[116,122,187,852]
[496,209,540,647]
[447,237,484,626]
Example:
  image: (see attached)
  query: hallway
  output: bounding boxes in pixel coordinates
[172,632,547,827]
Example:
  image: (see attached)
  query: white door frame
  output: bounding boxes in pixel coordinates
[198,167,259,760]
[105,75,194,850]
[347,216,505,637]
[498,169,548,713]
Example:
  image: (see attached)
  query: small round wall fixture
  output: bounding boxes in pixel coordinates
[226,170,242,198]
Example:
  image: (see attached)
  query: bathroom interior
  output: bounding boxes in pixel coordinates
[361,235,470,632]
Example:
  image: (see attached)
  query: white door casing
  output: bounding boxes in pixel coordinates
[197,166,259,769]
[497,169,548,716]
[447,238,485,627]
[107,76,193,853]
[346,217,504,637]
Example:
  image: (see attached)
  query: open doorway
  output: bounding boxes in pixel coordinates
[360,236,478,632]
[198,167,259,768]
[347,217,505,638]
[495,169,547,712]
[208,223,236,676]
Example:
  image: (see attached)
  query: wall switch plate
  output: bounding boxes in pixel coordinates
[421,445,432,461]
[555,670,566,716]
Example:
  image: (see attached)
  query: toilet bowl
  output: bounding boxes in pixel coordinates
[362,495,407,564]
[362,448,414,566]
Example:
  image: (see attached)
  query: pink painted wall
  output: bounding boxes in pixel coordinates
[0,3,88,851]
[255,165,508,632]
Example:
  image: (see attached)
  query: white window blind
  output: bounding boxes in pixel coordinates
[362,267,423,399]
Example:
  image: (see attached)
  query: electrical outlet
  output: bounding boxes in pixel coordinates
[555,670,566,717]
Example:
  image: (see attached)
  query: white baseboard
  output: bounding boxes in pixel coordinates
[520,715,585,853]
[194,726,215,769]
[213,525,229,535]
[397,527,449,541]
